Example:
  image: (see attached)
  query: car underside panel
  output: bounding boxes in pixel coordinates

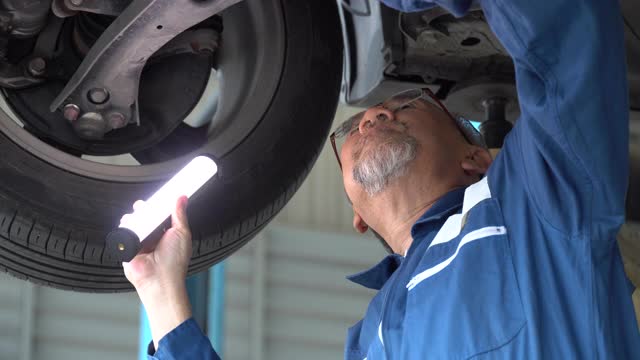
[340,0,640,112]
[338,0,514,108]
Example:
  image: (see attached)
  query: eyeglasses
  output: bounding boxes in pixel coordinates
[329,88,475,170]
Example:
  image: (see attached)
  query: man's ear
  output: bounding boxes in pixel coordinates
[353,209,369,234]
[461,146,493,176]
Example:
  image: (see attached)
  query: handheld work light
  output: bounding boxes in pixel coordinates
[106,155,218,262]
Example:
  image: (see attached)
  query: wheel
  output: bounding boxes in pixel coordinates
[0,0,343,292]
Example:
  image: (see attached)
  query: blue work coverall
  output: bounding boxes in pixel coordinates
[146,0,640,359]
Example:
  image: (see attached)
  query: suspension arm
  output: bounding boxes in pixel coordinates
[49,0,242,139]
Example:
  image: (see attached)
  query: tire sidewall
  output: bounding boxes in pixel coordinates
[0,0,343,290]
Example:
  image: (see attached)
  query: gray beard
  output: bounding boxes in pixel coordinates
[352,132,418,196]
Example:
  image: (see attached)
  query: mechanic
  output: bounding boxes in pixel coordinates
[123,0,640,358]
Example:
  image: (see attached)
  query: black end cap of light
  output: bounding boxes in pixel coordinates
[106,228,141,262]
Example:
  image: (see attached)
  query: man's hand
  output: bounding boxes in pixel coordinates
[122,195,193,349]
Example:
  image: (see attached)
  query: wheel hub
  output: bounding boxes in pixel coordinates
[0,0,287,184]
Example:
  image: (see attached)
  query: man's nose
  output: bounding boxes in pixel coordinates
[358,106,395,134]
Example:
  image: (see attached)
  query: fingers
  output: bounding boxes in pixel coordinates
[171,195,190,233]
[122,254,154,290]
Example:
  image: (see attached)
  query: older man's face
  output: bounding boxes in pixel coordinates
[340,99,468,203]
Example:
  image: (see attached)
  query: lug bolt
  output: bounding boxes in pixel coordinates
[63,104,80,121]
[88,88,109,104]
[27,57,46,77]
[107,112,127,129]
[73,112,106,140]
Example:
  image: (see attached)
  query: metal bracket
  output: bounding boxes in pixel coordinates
[0,59,45,89]
[49,0,241,139]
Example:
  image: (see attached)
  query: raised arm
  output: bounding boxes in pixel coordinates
[384,0,629,235]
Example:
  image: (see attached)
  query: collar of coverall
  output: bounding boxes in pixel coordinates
[346,187,466,290]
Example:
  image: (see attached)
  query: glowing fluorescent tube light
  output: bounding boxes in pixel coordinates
[106,155,218,261]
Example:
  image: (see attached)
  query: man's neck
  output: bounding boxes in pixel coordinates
[370,180,451,255]
[386,199,437,256]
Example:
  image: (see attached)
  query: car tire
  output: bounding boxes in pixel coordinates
[0,0,342,292]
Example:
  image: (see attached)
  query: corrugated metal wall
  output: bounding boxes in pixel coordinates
[275,105,363,233]
[0,273,139,360]
[223,227,385,360]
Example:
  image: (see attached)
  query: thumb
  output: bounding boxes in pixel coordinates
[171,195,189,231]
